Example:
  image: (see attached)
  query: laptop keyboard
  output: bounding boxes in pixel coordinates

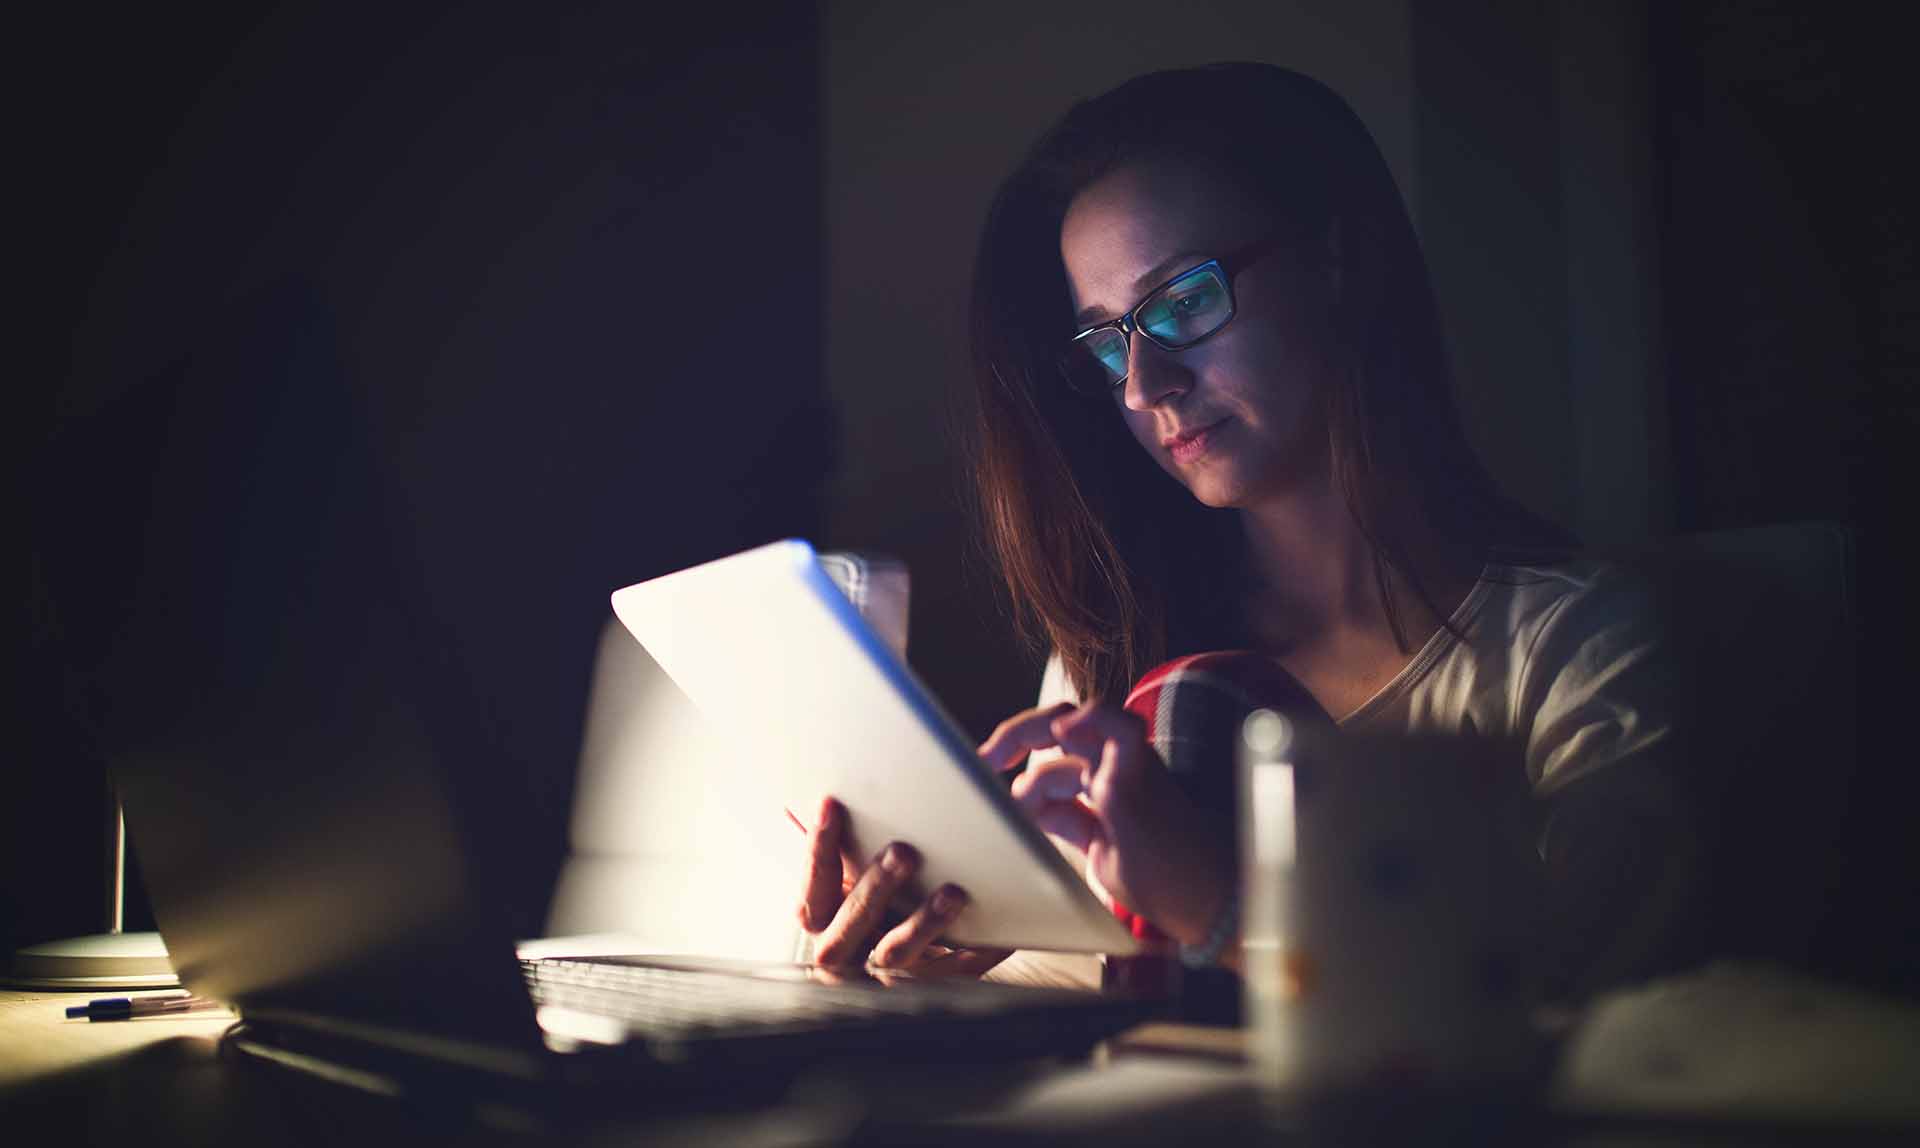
[521,957,1013,1040]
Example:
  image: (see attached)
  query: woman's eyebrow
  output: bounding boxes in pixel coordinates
[1073,250,1211,327]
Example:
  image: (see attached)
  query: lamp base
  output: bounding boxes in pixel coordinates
[6,931,179,990]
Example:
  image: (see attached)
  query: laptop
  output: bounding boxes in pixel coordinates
[52,291,1151,1118]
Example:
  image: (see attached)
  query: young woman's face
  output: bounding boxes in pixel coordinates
[1060,161,1340,509]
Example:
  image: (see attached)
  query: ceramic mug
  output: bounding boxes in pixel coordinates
[1240,711,1547,1096]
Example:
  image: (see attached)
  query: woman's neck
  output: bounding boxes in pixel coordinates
[1236,483,1375,643]
[1235,479,1478,655]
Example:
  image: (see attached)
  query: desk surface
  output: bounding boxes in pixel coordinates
[1,987,1264,1147]
[1,989,237,1088]
[6,984,1915,1146]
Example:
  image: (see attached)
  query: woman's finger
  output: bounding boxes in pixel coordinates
[1011,754,1088,811]
[1087,736,1165,847]
[977,702,1076,772]
[1051,703,1152,781]
[1032,801,1103,852]
[1013,755,1105,851]
[812,841,919,966]
[869,884,969,968]
[918,947,1014,978]
[799,796,848,933]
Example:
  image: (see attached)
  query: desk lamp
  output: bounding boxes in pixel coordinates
[5,789,179,990]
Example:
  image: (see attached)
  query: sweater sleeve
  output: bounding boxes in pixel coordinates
[1513,566,1702,999]
[1516,565,1674,795]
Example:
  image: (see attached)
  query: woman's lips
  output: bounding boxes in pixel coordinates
[1163,418,1228,464]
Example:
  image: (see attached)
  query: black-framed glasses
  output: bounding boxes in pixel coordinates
[1059,233,1286,397]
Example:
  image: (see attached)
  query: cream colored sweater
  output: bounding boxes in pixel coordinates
[986,559,1679,990]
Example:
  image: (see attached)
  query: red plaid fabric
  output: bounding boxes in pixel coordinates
[1103,651,1331,944]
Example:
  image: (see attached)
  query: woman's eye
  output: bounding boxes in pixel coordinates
[1169,286,1218,313]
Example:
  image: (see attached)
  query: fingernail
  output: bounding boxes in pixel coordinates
[882,843,916,876]
[932,885,967,915]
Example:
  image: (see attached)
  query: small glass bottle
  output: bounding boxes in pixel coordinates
[1239,708,1299,1095]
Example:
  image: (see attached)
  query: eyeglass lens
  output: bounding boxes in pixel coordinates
[1068,264,1234,392]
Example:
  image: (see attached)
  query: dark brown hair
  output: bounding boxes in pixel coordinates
[963,62,1573,703]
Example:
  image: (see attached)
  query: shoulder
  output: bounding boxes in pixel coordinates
[1037,650,1080,708]
[1469,559,1664,688]
[1476,558,1658,649]
[1480,559,1673,792]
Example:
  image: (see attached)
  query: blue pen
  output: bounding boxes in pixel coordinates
[66,994,222,1021]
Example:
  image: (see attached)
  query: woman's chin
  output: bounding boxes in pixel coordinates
[1178,456,1314,510]
[1181,472,1253,510]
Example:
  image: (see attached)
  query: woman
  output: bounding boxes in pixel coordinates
[797,62,1691,1000]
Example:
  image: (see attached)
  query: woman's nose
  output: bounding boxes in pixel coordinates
[1119,336,1191,411]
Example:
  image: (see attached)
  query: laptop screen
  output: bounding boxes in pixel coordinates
[43,283,540,1045]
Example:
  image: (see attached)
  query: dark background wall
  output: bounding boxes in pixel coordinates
[13,2,826,948]
[1649,0,1917,987]
[10,2,1916,987]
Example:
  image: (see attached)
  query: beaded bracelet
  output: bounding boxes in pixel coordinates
[1178,887,1241,968]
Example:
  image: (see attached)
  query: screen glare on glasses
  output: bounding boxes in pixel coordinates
[1063,262,1236,395]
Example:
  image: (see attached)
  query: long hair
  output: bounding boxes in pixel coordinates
[964,62,1572,703]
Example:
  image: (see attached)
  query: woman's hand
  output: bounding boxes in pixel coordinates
[791,797,1011,977]
[980,701,1234,948]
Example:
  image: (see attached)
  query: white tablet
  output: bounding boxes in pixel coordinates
[609,539,1138,955]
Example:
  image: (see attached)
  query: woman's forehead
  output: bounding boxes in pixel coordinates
[1060,162,1267,310]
